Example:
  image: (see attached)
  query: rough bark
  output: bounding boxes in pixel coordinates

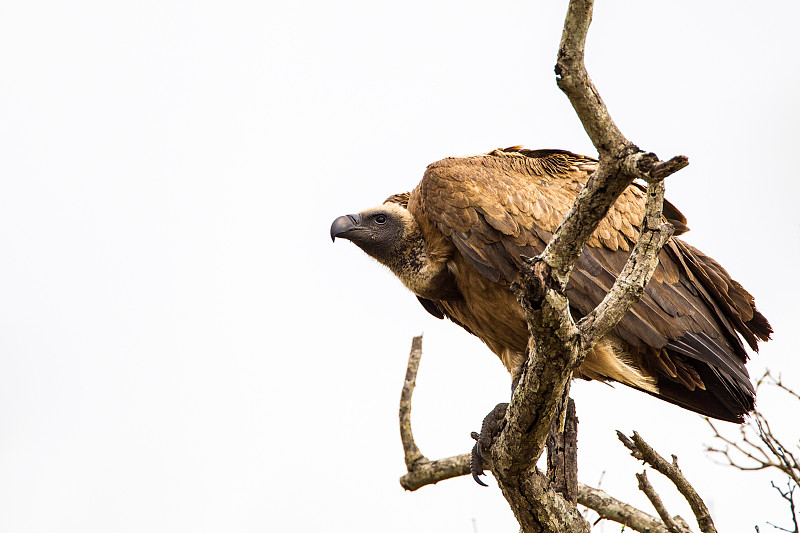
[399,335,425,470]
[619,431,717,533]
[578,484,674,533]
[636,470,693,533]
[484,2,687,530]
[397,338,711,533]
[546,398,578,505]
[393,1,715,532]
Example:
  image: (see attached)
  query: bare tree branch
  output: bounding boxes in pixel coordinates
[484,2,688,530]
[541,0,688,289]
[397,335,474,490]
[767,372,800,402]
[706,418,778,471]
[555,0,625,157]
[546,398,579,504]
[636,470,693,533]
[492,0,680,481]
[396,336,587,533]
[578,483,675,533]
[706,374,800,487]
[705,371,800,529]
[403,457,695,533]
[399,454,471,492]
[767,481,799,533]
[399,335,426,470]
[395,2,703,531]
[397,337,701,533]
[619,431,717,533]
[577,178,674,349]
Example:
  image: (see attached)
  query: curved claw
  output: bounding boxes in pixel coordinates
[470,441,489,487]
[472,472,489,487]
[468,402,509,487]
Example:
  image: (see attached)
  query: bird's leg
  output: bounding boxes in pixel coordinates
[469,366,524,486]
[470,402,508,486]
[470,365,579,492]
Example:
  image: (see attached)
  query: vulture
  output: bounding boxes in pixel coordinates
[330,147,772,423]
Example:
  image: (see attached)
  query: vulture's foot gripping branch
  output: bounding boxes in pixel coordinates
[470,402,508,486]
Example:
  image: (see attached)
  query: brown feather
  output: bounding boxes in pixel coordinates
[351,147,771,422]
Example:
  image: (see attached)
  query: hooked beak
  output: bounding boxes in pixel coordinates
[330,213,362,242]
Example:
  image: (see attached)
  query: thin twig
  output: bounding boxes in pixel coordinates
[766,481,799,533]
[619,431,716,533]
[705,372,800,488]
[399,335,426,470]
[577,483,686,533]
[636,470,692,533]
[396,337,489,490]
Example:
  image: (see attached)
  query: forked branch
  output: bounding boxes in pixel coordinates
[487,3,688,530]
[705,371,800,530]
[619,431,716,533]
[398,335,472,491]
[398,1,695,531]
[397,338,707,533]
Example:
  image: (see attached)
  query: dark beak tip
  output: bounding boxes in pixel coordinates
[330,214,358,242]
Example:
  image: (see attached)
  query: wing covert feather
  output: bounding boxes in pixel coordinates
[409,147,771,421]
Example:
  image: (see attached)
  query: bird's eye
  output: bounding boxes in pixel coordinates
[375,214,387,225]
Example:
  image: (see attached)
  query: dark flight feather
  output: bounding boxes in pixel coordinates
[338,147,771,423]
[412,148,771,422]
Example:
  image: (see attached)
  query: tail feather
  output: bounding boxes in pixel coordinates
[647,360,754,423]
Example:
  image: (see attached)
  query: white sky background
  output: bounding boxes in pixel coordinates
[0,0,798,531]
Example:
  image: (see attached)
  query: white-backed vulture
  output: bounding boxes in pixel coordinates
[331,147,772,422]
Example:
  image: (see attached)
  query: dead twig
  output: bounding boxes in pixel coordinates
[619,431,715,533]
[766,481,799,533]
[705,371,800,530]
[396,337,698,533]
[635,470,693,533]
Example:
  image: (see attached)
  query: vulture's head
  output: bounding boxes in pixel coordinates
[330,202,419,266]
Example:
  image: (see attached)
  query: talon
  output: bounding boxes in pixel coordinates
[472,472,489,487]
[468,402,509,487]
[470,441,488,487]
